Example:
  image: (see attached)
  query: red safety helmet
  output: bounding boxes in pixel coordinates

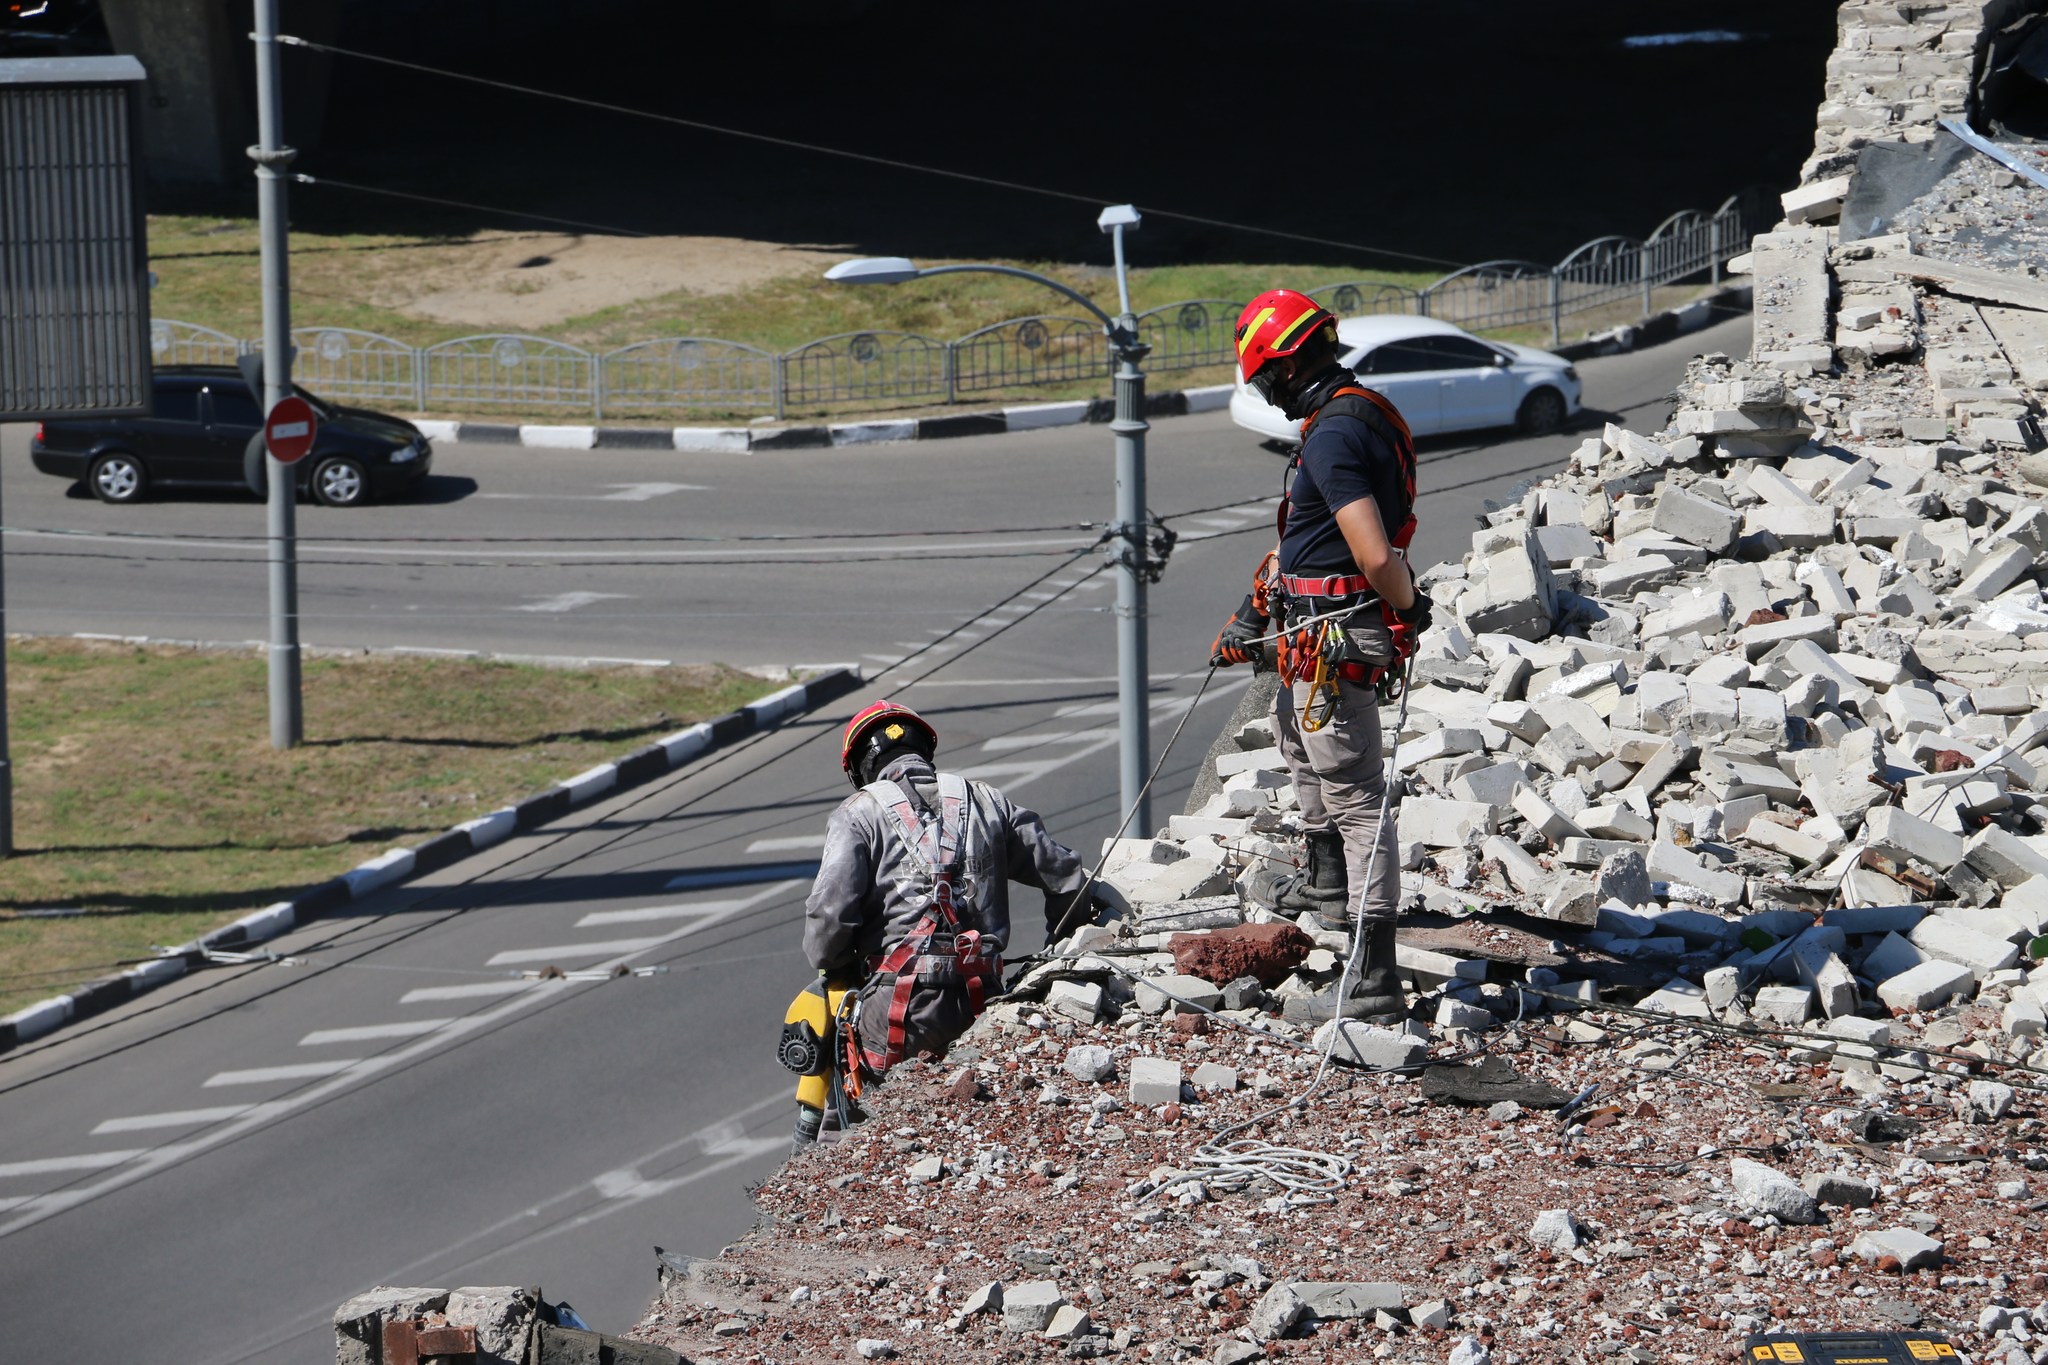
[1234,288,1336,390]
[840,700,939,787]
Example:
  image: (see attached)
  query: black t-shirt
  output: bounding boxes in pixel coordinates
[1278,409,1409,576]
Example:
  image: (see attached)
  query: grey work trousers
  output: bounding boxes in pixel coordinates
[1272,674,1399,922]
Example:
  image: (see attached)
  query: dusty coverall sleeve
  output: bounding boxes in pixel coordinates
[988,789,1088,938]
[803,797,877,976]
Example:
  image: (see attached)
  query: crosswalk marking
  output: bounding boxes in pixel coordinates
[93,1105,279,1135]
[575,902,730,929]
[0,1151,144,1177]
[744,834,826,854]
[662,866,812,892]
[980,728,1118,752]
[204,1061,361,1088]
[1187,516,1248,529]
[400,981,530,1004]
[299,1020,451,1046]
[486,938,663,967]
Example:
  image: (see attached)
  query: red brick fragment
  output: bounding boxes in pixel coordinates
[1167,922,1314,987]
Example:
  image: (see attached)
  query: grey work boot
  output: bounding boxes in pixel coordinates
[1276,829,1348,920]
[1349,917,1405,1024]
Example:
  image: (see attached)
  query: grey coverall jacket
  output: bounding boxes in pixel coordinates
[803,754,1088,973]
[803,754,1087,1061]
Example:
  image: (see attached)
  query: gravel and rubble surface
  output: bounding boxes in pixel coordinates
[628,255,2048,1365]
[632,1002,2048,1365]
[622,30,2048,1365]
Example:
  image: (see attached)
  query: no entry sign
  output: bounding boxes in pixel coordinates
[264,395,318,464]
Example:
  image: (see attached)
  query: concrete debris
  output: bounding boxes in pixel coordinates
[619,17,2048,1365]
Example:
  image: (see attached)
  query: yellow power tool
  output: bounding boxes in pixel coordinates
[777,976,858,1150]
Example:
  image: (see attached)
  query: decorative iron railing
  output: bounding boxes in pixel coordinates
[148,191,1762,416]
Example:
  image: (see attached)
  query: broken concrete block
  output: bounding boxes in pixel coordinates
[1862,806,1964,871]
[1753,984,1816,1024]
[1046,980,1103,1024]
[1132,975,1224,1016]
[1847,1228,1943,1272]
[1653,484,1741,556]
[1002,1281,1066,1334]
[1128,1057,1183,1107]
[1398,796,1497,849]
[1875,958,1975,1013]
[1312,1021,1427,1070]
[1730,1156,1821,1223]
[1955,541,2034,604]
[1963,826,2048,889]
[1908,915,2020,977]
[1646,839,1746,906]
[1861,931,1928,983]
[1803,1172,1877,1208]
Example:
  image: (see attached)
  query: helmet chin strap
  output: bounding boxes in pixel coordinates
[1279,362,1352,421]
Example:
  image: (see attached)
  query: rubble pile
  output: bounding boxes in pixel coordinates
[625,301,2048,1362]
[1800,1,2024,188]
[606,13,2048,1364]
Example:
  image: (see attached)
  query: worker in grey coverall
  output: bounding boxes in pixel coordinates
[804,700,1095,1071]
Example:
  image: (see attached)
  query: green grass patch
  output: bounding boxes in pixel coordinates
[0,639,777,1016]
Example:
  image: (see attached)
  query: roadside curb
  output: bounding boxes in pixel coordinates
[0,663,864,1057]
[1554,284,1754,361]
[412,383,1237,452]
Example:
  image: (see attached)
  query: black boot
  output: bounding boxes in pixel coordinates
[1275,829,1347,920]
[1350,918,1405,1025]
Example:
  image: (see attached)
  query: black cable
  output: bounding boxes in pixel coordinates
[291,172,655,239]
[275,34,1469,271]
[1,544,1093,571]
[0,545,1118,1229]
[4,520,1106,547]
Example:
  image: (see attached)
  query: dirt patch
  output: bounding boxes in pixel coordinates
[390,232,851,329]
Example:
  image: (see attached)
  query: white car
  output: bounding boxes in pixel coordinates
[1227,315,1582,444]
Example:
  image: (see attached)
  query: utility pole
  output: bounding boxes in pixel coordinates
[250,0,302,747]
[1098,205,1151,837]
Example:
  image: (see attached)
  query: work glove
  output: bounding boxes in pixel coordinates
[1211,595,1270,669]
[1043,886,1113,946]
[1382,595,1433,664]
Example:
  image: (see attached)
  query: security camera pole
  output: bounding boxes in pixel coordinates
[823,205,1160,834]
[251,0,302,747]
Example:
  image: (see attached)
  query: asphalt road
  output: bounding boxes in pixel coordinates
[0,314,1742,1362]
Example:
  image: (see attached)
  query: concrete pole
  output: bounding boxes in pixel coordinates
[1104,215,1152,836]
[1110,335,1150,837]
[251,0,302,748]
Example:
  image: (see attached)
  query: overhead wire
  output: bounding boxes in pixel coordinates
[274,34,1470,271]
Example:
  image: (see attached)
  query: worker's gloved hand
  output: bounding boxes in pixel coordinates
[1043,886,1113,946]
[1383,596,1432,663]
[1211,595,1269,669]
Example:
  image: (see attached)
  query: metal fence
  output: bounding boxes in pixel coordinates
[150,190,1762,418]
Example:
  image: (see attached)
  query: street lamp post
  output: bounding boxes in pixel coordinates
[825,206,1160,835]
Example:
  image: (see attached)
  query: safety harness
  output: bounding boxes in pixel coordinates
[852,772,1000,1077]
[1271,383,1421,730]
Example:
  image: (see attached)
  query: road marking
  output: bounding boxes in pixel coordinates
[400,981,531,1004]
[486,938,665,967]
[0,1151,145,1177]
[93,1105,281,1135]
[508,591,630,614]
[474,482,708,503]
[663,862,816,891]
[299,1020,452,1046]
[577,880,800,929]
[744,834,826,854]
[205,1061,363,1088]
[979,728,1119,752]
[0,926,786,1241]
[1187,516,1248,529]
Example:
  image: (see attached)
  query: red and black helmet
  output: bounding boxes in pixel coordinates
[1234,288,1336,390]
[840,700,938,787]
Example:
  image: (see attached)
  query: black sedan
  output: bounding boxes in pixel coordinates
[30,366,433,506]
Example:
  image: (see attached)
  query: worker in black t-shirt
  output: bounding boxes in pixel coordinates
[1210,289,1431,1025]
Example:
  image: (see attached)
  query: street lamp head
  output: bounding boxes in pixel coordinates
[1096,203,1141,234]
[823,257,923,285]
